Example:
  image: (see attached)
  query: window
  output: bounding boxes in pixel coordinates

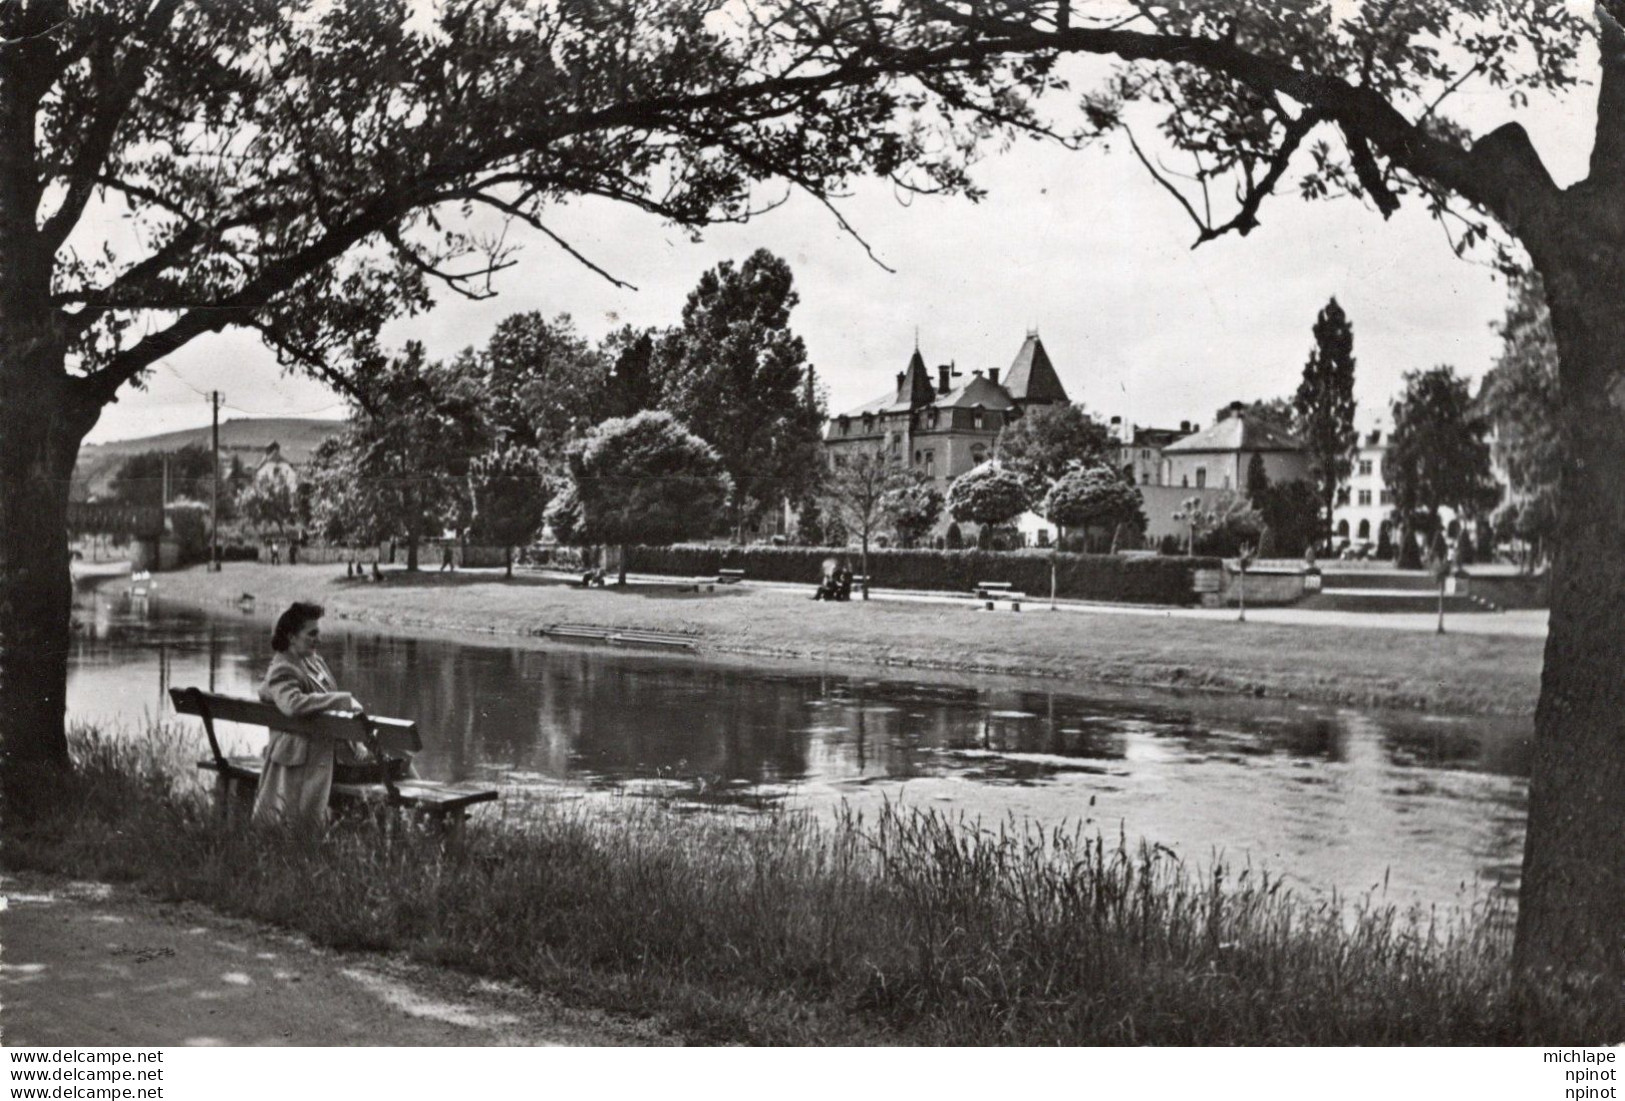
[1336,487,1351,506]
[1181,474,1189,487]
[1141,449,1150,459]
[838,418,849,436]
[1358,459,1373,477]
[1358,519,1371,540]
[929,410,940,429]
[925,450,935,477]
[973,411,984,430]
[1358,489,1372,506]
[1380,489,1393,505]
[1195,467,1206,488]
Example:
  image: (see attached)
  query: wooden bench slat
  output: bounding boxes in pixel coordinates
[172,691,421,753]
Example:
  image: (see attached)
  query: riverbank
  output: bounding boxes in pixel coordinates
[144,563,1544,716]
[7,729,1612,1045]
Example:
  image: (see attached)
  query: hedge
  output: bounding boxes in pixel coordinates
[624,545,1221,605]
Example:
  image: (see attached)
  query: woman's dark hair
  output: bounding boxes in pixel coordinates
[271,601,325,652]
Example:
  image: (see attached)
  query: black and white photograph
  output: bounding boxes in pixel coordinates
[0,0,1619,1079]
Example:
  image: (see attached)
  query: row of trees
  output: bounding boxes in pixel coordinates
[301,250,824,572]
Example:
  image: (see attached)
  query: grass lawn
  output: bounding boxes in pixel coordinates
[147,562,1543,716]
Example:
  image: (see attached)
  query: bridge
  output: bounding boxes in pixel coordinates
[67,501,166,540]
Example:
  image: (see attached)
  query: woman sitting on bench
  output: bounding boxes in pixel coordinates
[252,602,372,831]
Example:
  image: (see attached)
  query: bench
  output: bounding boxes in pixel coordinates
[716,568,746,584]
[972,581,1025,610]
[168,687,498,829]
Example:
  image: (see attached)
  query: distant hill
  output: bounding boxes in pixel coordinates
[74,417,346,501]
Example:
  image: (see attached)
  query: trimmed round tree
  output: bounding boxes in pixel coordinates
[946,463,1030,544]
[1043,465,1146,552]
[565,411,732,584]
[468,444,552,578]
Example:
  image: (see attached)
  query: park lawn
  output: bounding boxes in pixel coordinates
[147,563,1543,716]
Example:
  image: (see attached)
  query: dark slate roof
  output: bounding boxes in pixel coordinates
[897,348,936,407]
[1003,334,1069,404]
[935,374,1016,410]
[1162,415,1303,454]
[833,390,909,419]
[1126,427,1185,449]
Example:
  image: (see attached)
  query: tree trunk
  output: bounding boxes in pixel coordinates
[860,534,870,600]
[1,366,92,782]
[618,543,628,586]
[405,487,420,571]
[1513,239,1625,983]
[504,545,513,580]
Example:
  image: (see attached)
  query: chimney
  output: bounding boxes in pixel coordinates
[895,371,905,391]
[937,365,951,394]
[1110,415,1121,426]
[1180,420,1191,433]
[1191,423,1200,432]
[972,368,983,377]
[989,367,1001,386]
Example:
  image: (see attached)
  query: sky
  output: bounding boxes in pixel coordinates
[81,33,1598,446]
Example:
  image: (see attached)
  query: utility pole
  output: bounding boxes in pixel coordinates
[211,391,221,571]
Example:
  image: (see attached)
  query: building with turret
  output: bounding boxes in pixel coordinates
[822,333,1072,505]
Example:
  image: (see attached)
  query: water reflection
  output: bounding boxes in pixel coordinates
[67,584,1532,911]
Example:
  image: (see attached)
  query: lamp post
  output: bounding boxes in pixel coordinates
[1237,544,1254,622]
[1432,554,1450,634]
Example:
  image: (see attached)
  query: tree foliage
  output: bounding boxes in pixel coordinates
[308,343,486,565]
[663,250,824,533]
[1479,271,1560,563]
[1043,464,1145,535]
[237,477,300,540]
[879,471,944,548]
[1294,298,1358,546]
[109,446,222,509]
[996,403,1113,496]
[821,449,907,550]
[468,444,551,574]
[564,411,731,551]
[946,463,1029,528]
[1387,366,1501,533]
[480,313,607,456]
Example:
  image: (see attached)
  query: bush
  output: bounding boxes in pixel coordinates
[625,545,1221,604]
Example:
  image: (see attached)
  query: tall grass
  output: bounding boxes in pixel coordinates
[5,725,1617,1045]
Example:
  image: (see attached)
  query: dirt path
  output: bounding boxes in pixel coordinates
[0,872,673,1047]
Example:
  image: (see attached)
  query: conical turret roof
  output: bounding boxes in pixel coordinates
[896,346,936,407]
[1003,333,1069,404]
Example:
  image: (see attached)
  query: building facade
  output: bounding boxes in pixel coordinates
[1160,414,1311,492]
[1113,418,1198,486]
[1329,414,1395,548]
[822,333,1072,512]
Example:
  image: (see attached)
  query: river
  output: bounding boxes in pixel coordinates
[68,581,1530,913]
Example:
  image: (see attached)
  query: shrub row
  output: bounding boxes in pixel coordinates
[625,545,1221,605]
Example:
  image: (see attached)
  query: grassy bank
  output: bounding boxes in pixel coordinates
[6,725,1616,1045]
[146,563,1543,716]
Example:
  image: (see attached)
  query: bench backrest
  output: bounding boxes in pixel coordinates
[169,687,421,767]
